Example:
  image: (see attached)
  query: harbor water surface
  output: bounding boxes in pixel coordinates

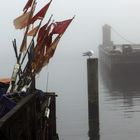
[57,72,140,140]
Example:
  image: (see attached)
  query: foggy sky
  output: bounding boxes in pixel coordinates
[0,0,140,90]
[1,0,140,139]
[1,0,140,77]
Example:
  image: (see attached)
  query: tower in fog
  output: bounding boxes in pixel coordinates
[102,24,113,47]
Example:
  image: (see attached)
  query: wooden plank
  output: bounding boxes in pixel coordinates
[0,94,35,129]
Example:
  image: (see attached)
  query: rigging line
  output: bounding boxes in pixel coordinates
[111,27,136,44]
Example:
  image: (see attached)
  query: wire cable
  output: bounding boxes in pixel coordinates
[111,27,136,44]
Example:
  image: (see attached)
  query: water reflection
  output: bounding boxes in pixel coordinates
[100,62,140,91]
[99,67,140,140]
[101,68,140,113]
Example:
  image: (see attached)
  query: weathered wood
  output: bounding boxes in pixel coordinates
[0,92,58,140]
[87,58,99,140]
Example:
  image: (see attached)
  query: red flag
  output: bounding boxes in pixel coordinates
[46,34,61,58]
[35,35,61,73]
[52,18,74,34]
[23,0,34,13]
[37,15,53,43]
[37,23,53,50]
[44,33,53,50]
[30,0,52,24]
[37,23,48,44]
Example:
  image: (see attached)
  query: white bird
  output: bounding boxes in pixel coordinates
[83,50,94,58]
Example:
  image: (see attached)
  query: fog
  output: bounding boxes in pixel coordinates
[1,0,140,75]
[1,0,140,83]
[1,0,140,139]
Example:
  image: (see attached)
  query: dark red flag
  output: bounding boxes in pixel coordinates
[37,15,53,43]
[37,23,48,44]
[30,0,52,24]
[23,0,34,13]
[37,22,53,49]
[52,18,74,34]
[33,24,53,61]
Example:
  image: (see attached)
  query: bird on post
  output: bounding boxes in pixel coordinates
[83,50,94,58]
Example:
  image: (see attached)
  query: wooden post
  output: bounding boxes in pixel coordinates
[87,58,99,140]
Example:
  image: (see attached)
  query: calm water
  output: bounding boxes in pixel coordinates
[57,70,140,140]
[99,77,140,140]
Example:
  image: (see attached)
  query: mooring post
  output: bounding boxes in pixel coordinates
[87,58,99,140]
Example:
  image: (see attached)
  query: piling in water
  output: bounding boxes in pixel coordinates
[87,58,99,140]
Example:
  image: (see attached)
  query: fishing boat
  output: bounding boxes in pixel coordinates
[99,24,140,81]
